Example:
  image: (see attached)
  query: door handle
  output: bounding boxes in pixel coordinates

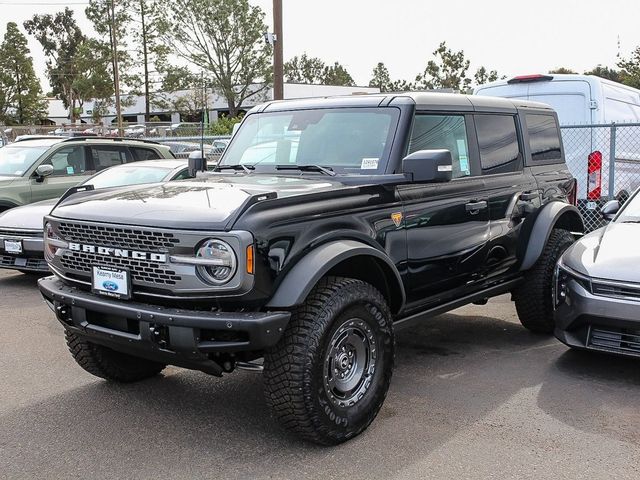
[519,191,538,201]
[465,200,488,214]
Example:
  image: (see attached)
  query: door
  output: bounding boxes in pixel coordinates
[473,113,539,278]
[398,113,491,309]
[30,145,92,203]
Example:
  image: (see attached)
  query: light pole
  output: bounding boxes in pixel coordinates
[273,0,283,100]
[110,0,123,136]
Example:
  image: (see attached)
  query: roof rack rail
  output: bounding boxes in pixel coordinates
[60,136,161,145]
[14,135,61,143]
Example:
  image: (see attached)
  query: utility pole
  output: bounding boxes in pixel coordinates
[111,0,123,136]
[273,0,283,100]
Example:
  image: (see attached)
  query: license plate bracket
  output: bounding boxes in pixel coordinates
[3,239,22,254]
[92,265,131,300]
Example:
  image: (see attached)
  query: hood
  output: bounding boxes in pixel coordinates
[0,199,57,231]
[50,174,354,230]
[562,222,640,283]
[0,176,16,185]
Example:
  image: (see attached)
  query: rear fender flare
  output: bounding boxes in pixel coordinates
[519,202,584,271]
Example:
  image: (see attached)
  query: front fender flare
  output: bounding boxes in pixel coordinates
[265,240,406,311]
[520,202,584,271]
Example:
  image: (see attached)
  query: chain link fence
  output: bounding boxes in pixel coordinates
[561,123,640,232]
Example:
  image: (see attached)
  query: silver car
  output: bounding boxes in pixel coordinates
[555,187,640,357]
[0,159,192,273]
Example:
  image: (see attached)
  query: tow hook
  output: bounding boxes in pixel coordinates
[149,324,170,349]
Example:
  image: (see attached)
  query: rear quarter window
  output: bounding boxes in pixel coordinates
[474,114,522,174]
[526,114,562,164]
[131,147,162,161]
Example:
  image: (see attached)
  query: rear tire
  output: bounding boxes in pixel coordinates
[514,228,575,333]
[263,276,394,445]
[65,331,165,382]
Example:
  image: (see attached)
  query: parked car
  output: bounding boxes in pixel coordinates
[555,186,640,357]
[39,93,582,445]
[161,140,228,163]
[0,137,175,213]
[0,159,193,273]
[123,124,147,138]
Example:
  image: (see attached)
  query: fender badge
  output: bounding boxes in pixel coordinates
[391,212,403,227]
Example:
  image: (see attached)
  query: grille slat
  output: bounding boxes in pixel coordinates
[0,229,42,238]
[589,327,640,355]
[58,222,179,250]
[0,255,48,270]
[592,281,640,301]
[56,221,182,287]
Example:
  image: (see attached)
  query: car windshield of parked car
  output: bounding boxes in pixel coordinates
[84,165,174,189]
[220,108,399,174]
[617,191,640,223]
[0,145,49,176]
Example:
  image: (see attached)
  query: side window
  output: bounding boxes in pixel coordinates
[41,146,88,176]
[526,114,562,163]
[131,147,161,161]
[408,115,471,178]
[171,169,192,181]
[90,146,131,171]
[475,114,521,174]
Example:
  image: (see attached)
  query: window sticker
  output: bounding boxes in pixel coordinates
[457,139,470,175]
[66,166,75,175]
[361,158,379,170]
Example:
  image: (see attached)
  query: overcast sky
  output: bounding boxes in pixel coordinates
[2,0,639,90]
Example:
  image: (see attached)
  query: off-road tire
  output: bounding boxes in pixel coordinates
[65,331,165,382]
[514,228,575,333]
[263,276,394,445]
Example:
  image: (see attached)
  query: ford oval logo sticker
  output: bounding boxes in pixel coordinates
[102,281,119,292]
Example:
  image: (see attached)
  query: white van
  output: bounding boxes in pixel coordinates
[474,74,640,203]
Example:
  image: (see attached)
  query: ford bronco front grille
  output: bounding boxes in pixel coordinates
[61,250,181,286]
[58,222,180,251]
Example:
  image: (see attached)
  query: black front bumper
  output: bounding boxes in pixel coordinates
[38,276,290,375]
[554,279,640,358]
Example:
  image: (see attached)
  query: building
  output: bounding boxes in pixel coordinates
[44,83,380,126]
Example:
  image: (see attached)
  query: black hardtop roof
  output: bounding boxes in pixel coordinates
[256,92,554,114]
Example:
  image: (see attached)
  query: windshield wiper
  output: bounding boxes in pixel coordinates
[275,164,336,176]
[215,164,254,174]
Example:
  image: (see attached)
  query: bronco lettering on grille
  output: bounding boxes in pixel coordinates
[67,242,167,263]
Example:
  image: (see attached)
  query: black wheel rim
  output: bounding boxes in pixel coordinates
[323,318,377,408]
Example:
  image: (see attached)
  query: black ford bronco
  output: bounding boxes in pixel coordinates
[39,93,583,444]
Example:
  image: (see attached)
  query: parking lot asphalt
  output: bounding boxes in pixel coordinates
[1,268,639,480]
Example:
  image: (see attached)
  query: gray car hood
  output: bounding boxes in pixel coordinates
[50,174,353,230]
[0,199,57,231]
[0,176,16,185]
[563,222,640,283]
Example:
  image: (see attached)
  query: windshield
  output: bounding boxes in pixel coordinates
[616,189,640,223]
[220,107,399,174]
[0,145,49,176]
[85,165,174,189]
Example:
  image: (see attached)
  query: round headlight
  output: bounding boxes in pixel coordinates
[195,239,237,285]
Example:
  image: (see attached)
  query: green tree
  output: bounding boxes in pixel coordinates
[322,62,355,86]
[474,66,500,86]
[0,22,47,124]
[157,0,271,117]
[415,41,472,92]
[584,65,620,82]
[617,46,640,89]
[284,54,325,83]
[369,62,392,91]
[548,67,578,74]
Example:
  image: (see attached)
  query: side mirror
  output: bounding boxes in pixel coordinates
[35,164,54,181]
[601,199,620,221]
[188,150,207,178]
[402,149,453,183]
